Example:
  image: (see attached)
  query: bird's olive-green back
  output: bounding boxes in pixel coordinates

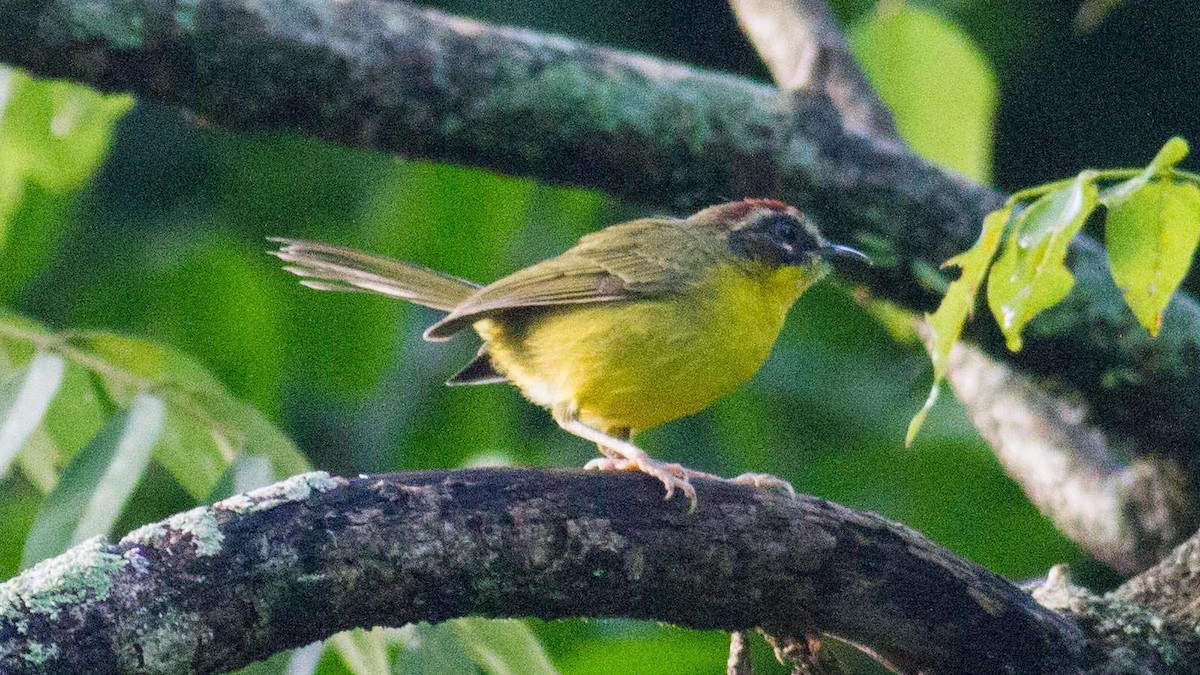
[422,218,730,340]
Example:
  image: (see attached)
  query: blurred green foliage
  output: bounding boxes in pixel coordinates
[3,0,1196,671]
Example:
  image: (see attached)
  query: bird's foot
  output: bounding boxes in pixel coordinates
[583,457,633,471]
[584,456,698,511]
[728,472,797,499]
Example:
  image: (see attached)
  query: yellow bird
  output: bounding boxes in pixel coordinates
[273,199,866,508]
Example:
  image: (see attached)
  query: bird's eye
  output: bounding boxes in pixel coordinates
[771,217,797,241]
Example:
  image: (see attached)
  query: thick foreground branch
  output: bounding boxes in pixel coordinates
[0,469,1108,674]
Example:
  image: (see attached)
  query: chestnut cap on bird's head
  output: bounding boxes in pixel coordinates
[692,198,871,268]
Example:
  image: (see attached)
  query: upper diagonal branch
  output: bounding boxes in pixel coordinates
[0,469,1109,674]
[2,0,1200,559]
[727,0,898,138]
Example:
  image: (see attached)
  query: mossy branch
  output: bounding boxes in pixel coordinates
[0,469,1154,674]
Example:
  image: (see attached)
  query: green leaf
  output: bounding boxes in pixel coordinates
[0,68,134,192]
[0,68,132,272]
[0,316,309,500]
[1106,180,1200,336]
[396,624,481,675]
[332,628,400,675]
[21,394,164,567]
[450,618,559,675]
[906,206,1011,446]
[67,331,311,497]
[0,153,22,252]
[0,334,105,495]
[548,625,729,675]
[0,353,65,477]
[850,6,998,182]
[1101,137,1190,208]
[987,173,1100,351]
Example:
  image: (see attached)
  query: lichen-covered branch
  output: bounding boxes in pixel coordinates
[3,0,1200,568]
[0,469,1116,674]
[1114,526,1200,662]
[1034,564,1200,671]
[726,0,898,139]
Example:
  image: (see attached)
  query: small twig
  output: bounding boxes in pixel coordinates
[728,630,754,675]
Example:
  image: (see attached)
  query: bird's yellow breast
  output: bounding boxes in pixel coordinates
[475,262,820,432]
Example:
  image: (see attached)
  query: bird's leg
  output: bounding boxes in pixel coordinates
[587,427,727,481]
[592,426,634,465]
[553,406,697,510]
[582,426,638,471]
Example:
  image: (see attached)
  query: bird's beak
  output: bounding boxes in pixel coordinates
[818,243,873,266]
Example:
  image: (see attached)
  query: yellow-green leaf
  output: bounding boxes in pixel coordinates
[906,206,1010,446]
[0,68,134,192]
[1102,137,1190,208]
[850,6,998,182]
[1106,180,1200,336]
[987,173,1100,351]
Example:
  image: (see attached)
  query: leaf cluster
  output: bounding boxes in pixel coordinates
[909,137,1200,443]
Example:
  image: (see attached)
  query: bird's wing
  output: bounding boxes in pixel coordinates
[422,219,717,340]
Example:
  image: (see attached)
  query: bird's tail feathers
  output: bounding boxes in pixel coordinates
[270,238,480,311]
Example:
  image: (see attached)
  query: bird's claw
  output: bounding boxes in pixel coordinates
[585,456,697,512]
[729,472,797,498]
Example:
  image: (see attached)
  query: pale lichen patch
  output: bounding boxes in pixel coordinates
[215,471,338,514]
[166,508,224,557]
[0,537,127,625]
[119,521,166,547]
[22,641,58,666]
[118,508,223,557]
[117,609,209,673]
[215,493,255,513]
[1034,565,1180,667]
[65,0,144,49]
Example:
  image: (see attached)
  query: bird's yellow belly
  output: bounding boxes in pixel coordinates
[475,265,809,432]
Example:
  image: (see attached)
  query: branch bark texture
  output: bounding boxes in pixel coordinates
[727,0,898,139]
[0,469,1106,674]
[3,0,1199,468]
